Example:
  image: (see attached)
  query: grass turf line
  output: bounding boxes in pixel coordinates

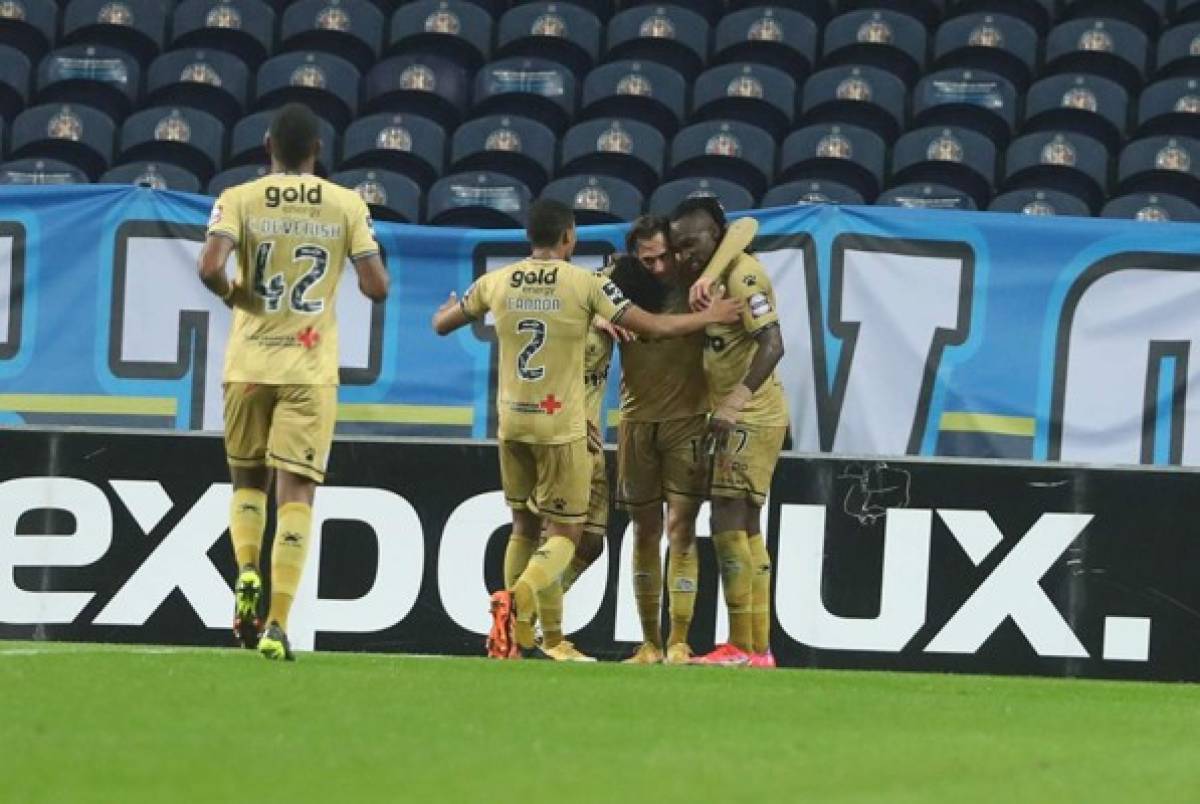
[2,641,1198,803]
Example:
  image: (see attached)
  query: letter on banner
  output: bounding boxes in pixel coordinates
[0,223,24,360]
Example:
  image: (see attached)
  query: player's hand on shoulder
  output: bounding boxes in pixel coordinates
[689,275,717,311]
[700,291,741,324]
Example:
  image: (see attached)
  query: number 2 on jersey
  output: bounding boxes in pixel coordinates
[516,318,546,381]
[253,241,330,314]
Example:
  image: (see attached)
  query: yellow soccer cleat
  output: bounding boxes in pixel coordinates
[232,566,262,649]
[623,642,664,665]
[664,643,694,665]
[257,621,295,662]
[542,640,598,662]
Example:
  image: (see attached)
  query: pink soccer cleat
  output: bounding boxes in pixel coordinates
[690,643,752,667]
[749,651,777,669]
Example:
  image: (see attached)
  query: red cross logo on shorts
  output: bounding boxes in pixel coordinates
[539,394,563,414]
[297,326,320,349]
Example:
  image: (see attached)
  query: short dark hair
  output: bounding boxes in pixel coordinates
[670,195,727,230]
[609,255,667,313]
[625,214,671,253]
[527,199,575,248]
[268,103,320,169]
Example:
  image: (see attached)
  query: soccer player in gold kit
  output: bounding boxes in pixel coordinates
[197,103,390,660]
[432,199,740,659]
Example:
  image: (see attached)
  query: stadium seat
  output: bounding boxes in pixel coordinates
[340,112,444,189]
[779,123,885,201]
[171,0,276,68]
[449,114,556,193]
[496,3,601,76]
[558,117,664,195]
[331,167,422,223]
[1102,191,1200,221]
[891,125,997,208]
[62,0,167,64]
[10,103,115,178]
[1003,130,1110,211]
[541,173,644,223]
[668,120,775,199]
[726,0,832,26]
[101,160,203,192]
[208,162,268,194]
[279,0,381,74]
[387,0,492,71]
[1022,73,1129,153]
[712,6,818,76]
[912,67,1017,145]
[801,65,907,143]
[145,49,248,126]
[876,182,978,210]
[1178,0,1200,24]
[229,109,337,174]
[451,0,506,17]
[987,187,1093,216]
[615,0,725,24]
[254,51,360,130]
[943,0,1054,35]
[0,0,55,64]
[1043,18,1149,94]
[763,178,867,207]
[0,157,89,184]
[844,0,945,26]
[821,9,928,86]
[1155,22,1200,78]
[115,106,224,182]
[580,59,685,135]
[427,170,532,228]
[933,12,1038,90]
[364,54,471,131]
[471,57,577,134]
[515,0,612,21]
[603,5,708,79]
[35,44,139,122]
[1117,135,1200,203]
[1062,0,1165,38]
[690,63,796,139]
[648,176,756,214]
[0,45,30,122]
[1137,77,1200,139]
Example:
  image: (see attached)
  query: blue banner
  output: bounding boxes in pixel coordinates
[1,184,1199,466]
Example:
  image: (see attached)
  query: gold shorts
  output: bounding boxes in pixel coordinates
[223,382,337,484]
[710,424,787,507]
[585,448,609,537]
[499,437,591,525]
[616,414,709,511]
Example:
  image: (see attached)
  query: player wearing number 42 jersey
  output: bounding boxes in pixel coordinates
[433,199,742,660]
[198,103,390,661]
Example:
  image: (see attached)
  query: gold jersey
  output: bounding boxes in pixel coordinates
[208,174,380,386]
[618,286,709,422]
[462,258,630,444]
[704,253,789,427]
[584,324,613,430]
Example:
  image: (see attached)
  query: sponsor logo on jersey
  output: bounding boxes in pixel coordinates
[601,280,626,305]
[509,266,558,288]
[208,203,222,226]
[265,183,323,208]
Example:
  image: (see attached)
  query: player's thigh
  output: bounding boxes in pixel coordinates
[224,383,275,470]
[657,413,710,506]
[584,448,610,540]
[530,438,591,526]
[498,439,538,511]
[616,420,665,511]
[710,424,787,508]
[267,384,337,484]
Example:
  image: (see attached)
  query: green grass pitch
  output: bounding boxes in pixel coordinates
[3,641,1198,803]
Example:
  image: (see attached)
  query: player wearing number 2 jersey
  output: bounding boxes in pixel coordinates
[197,103,389,661]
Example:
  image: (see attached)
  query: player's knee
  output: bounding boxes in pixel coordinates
[631,508,664,545]
[275,470,316,506]
[512,509,542,538]
[577,531,604,565]
[665,504,697,551]
[710,498,742,534]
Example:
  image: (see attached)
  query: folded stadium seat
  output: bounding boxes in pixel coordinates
[0,45,30,122]
[207,162,268,194]
[579,59,685,135]
[690,63,796,140]
[668,120,775,199]
[145,49,248,127]
[1061,0,1165,38]
[513,0,613,21]
[942,0,1054,35]
[987,187,1094,216]
[779,123,885,201]
[254,52,360,130]
[1022,73,1129,154]
[10,103,115,178]
[603,5,708,80]
[427,170,532,228]
[727,0,832,22]
[1042,18,1148,95]
[387,1,492,71]
[648,176,756,214]
[331,168,422,223]
[171,0,276,68]
[912,67,1017,146]
[540,174,644,224]
[614,0,726,24]
[1178,0,1200,25]
[890,126,997,208]
[1117,135,1200,203]
[801,65,907,143]
[821,9,928,87]
[471,57,577,134]
[449,114,556,193]
[0,0,55,64]
[279,0,382,75]
[876,182,978,210]
[229,109,338,174]
[364,54,471,132]
[115,106,224,182]
[339,112,444,189]
[35,44,139,122]
[1003,130,1110,212]
[101,160,203,192]
[1155,23,1200,79]
[763,178,867,207]
[558,117,664,195]
[933,12,1038,90]
[1137,77,1200,139]
[0,157,89,184]
[712,7,818,77]
[61,0,166,64]
[448,0,506,17]
[1102,191,1200,222]
[842,0,945,27]
[496,2,601,77]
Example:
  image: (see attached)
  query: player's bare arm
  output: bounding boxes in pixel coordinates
[709,323,786,447]
[619,295,741,340]
[432,291,471,335]
[352,253,390,302]
[197,233,244,307]
[688,217,758,310]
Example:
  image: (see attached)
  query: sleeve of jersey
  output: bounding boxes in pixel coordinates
[460,273,491,321]
[590,273,632,323]
[206,189,241,244]
[733,262,780,335]
[349,197,381,260]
